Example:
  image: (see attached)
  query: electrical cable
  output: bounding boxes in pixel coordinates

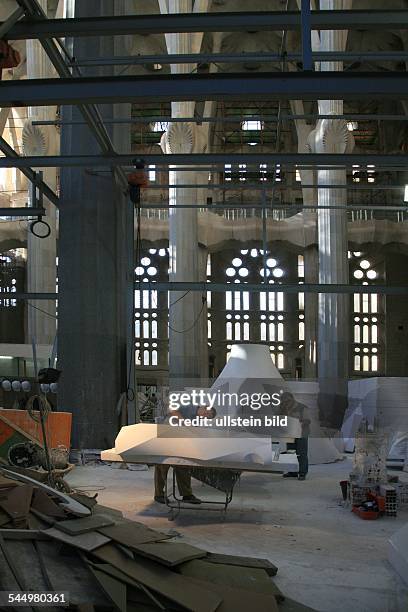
[27,302,57,319]
[167,296,206,334]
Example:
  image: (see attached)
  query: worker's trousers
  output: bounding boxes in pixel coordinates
[287,437,309,476]
[154,465,193,498]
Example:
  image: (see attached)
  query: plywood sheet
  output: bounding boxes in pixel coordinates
[180,573,278,612]
[42,527,110,552]
[31,489,66,518]
[180,559,282,599]
[206,552,278,576]
[98,521,171,548]
[93,543,221,612]
[89,565,127,612]
[0,484,33,521]
[132,541,207,567]
[56,514,114,536]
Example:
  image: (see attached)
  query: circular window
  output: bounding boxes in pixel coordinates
[278,315,284,321]
[147,266,157,276]
[250,249,258,257]
[267,258,277,268]
[355,347,360,353]
[372,347,378,353]
[239,267,249,278]
[354,316,360,322]
[226,268,235,277]
[149,249,157,254]
[372,317,377,323]
[240,249,249,255]
[360,259,370,270]
[141,257,151,266]
[366,270,377,280]
[353,270,364,279]
[260,268,271,277]
[232,258,242,267]
[273,268,284,278]
[159,248,167,256]
[135,266,144,276]
[299,314,304,320]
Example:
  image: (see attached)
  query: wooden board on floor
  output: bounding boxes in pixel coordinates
[55,514,115,536]
[278,598,318,612]
[98,521,171,548]
[89,564,127,612]
[31,489,67,519]
[180,559,283,601]
[133,541,207,567]
[42,527,111,552]
[0,475,19,489]
[92,543,222,612]
[180,573,279,612]
[206,552,278,576]
[0,484,33,522]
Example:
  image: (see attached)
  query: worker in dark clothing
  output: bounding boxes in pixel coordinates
[154,406,216,504]
[280,392,311,481]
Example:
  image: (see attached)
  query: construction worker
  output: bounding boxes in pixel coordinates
[154,406,216,504]
[280,392,311,481]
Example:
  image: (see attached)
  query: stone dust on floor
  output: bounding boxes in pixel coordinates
[67,458,408,612]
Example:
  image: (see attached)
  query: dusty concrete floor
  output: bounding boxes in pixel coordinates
[67,459,408,612]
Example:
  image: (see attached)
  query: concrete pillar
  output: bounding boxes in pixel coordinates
[315,0,352,429]
[161,0,208,382]
[25,0,57,346]
[57,0,132,448]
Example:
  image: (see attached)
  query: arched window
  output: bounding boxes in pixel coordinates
[350,252,382,373]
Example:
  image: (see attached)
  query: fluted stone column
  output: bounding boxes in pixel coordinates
[25,0,57,346]
[161,0,208,382]
[304,246,318,378]
[315,0,353,428]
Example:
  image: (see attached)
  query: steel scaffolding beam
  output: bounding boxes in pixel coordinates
[1,72,407,108]
[14,0,128,190]
[0,135,59,207]
[0,207,45,216]
[0,153,407,169]
[4,283,408,299]
[3,11,408,39]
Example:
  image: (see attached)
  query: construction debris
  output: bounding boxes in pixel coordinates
[0,466,317,611]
